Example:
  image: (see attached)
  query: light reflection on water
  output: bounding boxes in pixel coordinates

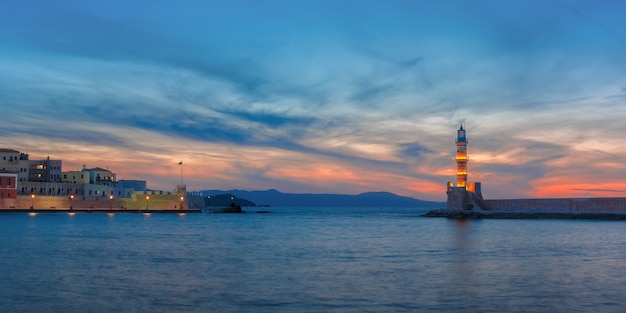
[1,208,626,313]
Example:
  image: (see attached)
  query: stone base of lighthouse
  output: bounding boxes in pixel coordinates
[446,182,486,211]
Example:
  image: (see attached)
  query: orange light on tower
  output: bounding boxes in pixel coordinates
[455,125,469,188]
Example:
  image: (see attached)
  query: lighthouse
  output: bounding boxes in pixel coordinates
[455,125,468,188]
[446,125,483,211]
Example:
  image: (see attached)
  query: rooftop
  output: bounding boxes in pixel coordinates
[0,148,20,153]
[83,167,111,172]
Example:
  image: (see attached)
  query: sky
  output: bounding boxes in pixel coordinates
[1,0,626,201]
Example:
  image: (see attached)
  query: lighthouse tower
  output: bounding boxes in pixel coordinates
[455,125,468,188]
[446,125,483,211]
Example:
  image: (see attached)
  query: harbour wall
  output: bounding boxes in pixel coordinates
[483,197,626,213]
[0,192,207,211]
[0,190,197,211]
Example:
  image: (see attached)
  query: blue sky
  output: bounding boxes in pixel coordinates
[1,0,626,201]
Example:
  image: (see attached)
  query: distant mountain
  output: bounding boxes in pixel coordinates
[199,189,444,207]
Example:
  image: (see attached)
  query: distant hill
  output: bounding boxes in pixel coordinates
[199,189,444,207]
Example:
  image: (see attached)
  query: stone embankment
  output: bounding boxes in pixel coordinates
[431,194,626,220]
[422,208,626,220]
[483,197,626,213]
[0,190,204,212]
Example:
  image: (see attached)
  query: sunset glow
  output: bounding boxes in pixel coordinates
[1,1,626,201]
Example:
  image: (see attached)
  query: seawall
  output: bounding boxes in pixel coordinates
[426,189,626,219]
[483,197,626,213]
[0,191,196,211]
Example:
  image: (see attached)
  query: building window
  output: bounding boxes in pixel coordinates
[7,178,10,186]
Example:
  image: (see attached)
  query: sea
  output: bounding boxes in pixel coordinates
[1,207,626,313]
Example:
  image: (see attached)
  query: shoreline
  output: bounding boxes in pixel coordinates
[422,208,626,220]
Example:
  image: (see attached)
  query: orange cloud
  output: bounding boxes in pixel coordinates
[531,177,626,198]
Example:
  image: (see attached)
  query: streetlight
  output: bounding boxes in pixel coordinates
[70,194,74,210]
[109,195,114,210]
[180,196,184,210]
[146,196,150,211]
[30,194,35,210]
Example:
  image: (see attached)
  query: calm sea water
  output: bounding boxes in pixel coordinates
[1,207,626,313]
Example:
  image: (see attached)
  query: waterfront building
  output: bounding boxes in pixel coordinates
[0,147,193,210]
[78,167,116,198]
[29,157,62,182]
[114,180,147,198]
[0,148,30,182]
[82,167,116,186]
[62,170,89,184]
[19,181,82,196]
[0,170,18,198]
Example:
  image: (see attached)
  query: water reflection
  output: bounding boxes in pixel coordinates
[441,218,485,311]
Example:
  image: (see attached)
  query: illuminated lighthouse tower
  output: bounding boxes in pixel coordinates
[455,125,468,188]
[446,125,483,211]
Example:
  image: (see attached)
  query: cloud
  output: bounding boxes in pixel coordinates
[398,143,433,159]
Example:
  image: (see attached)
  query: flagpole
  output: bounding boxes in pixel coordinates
[180,159,184,187]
